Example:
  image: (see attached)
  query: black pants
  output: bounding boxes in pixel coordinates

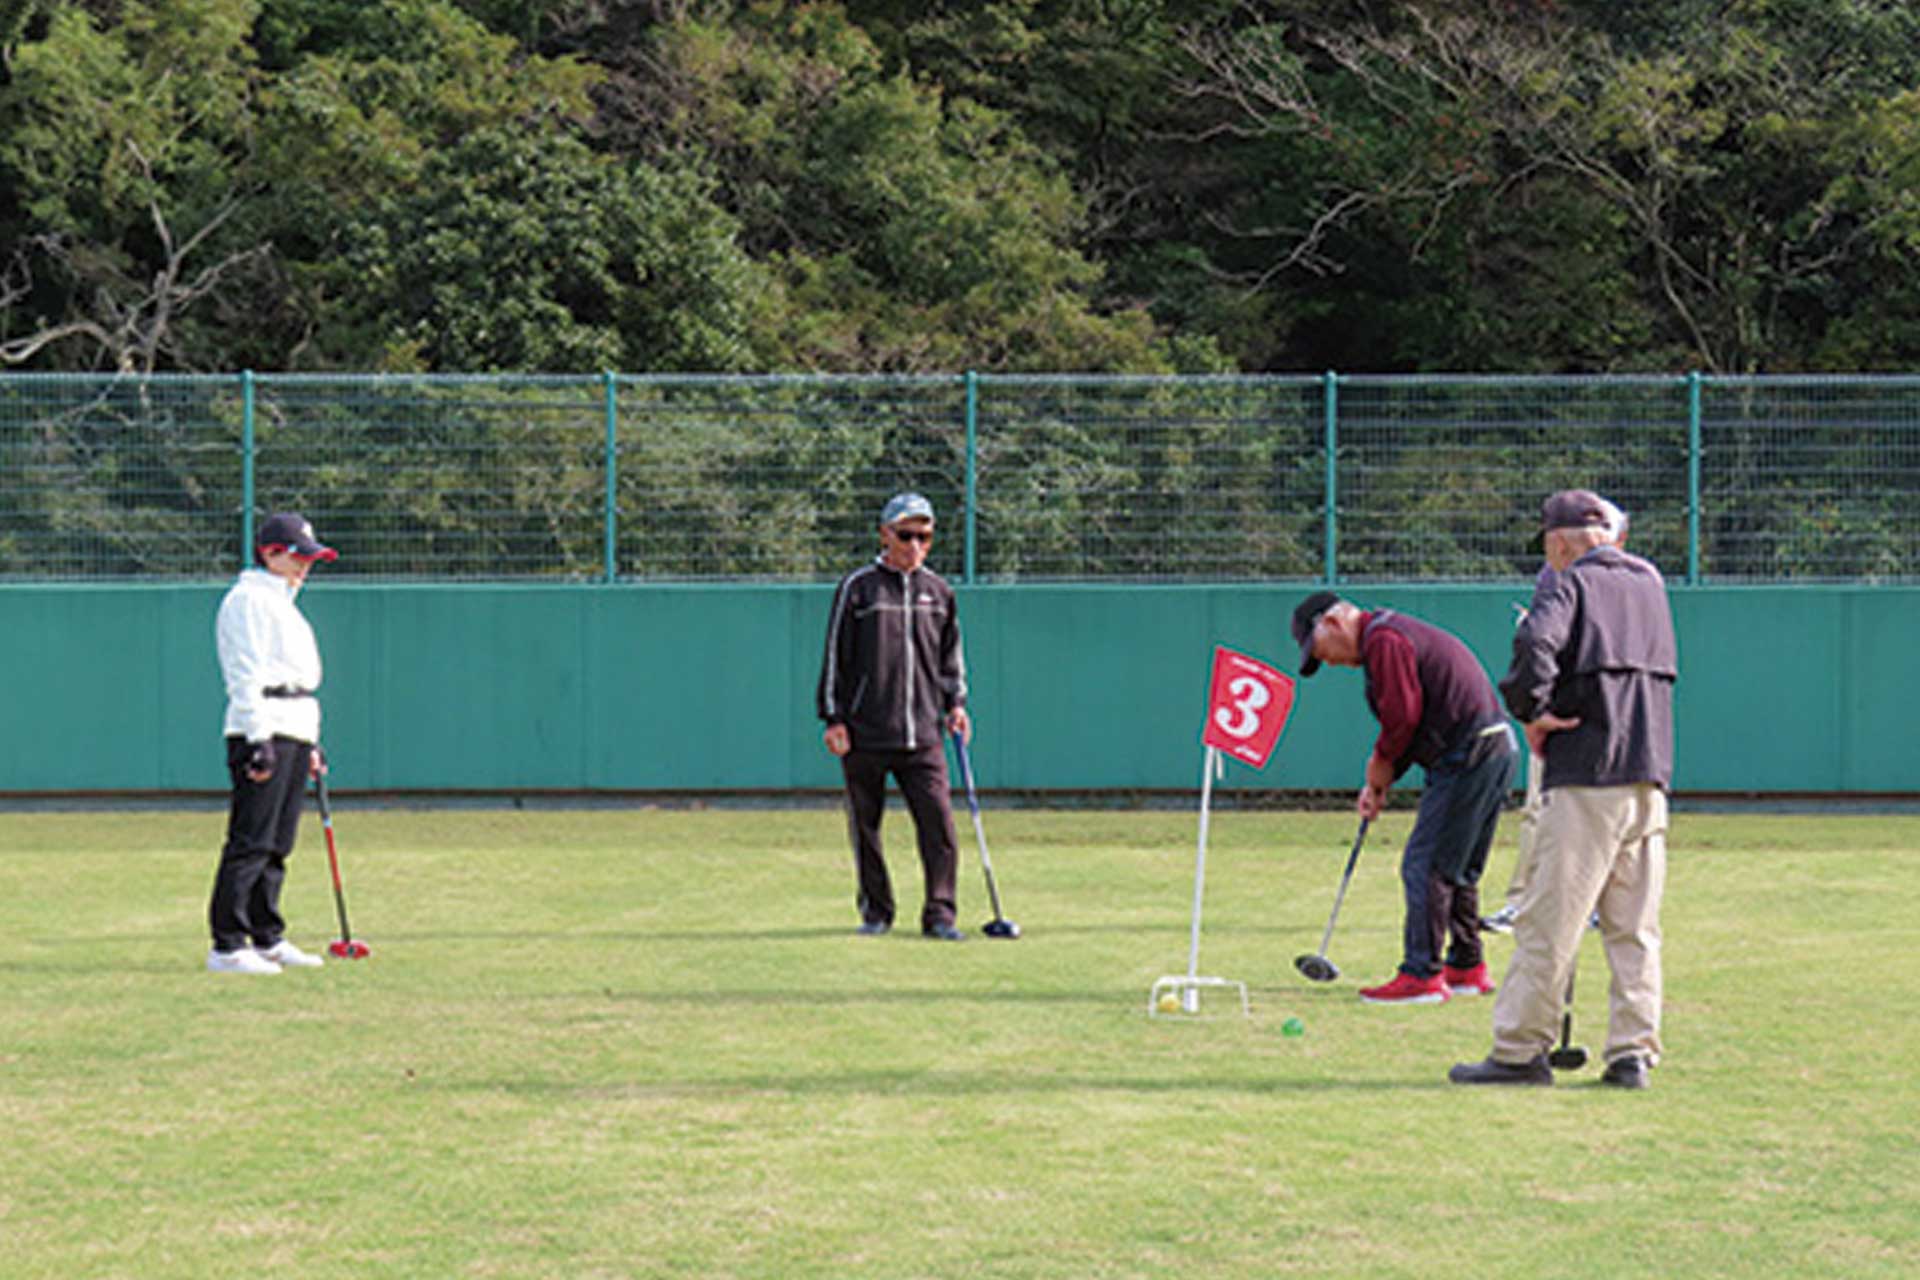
[840,745,959,931]
[1400,730,1516,978]
[209,735,313,952]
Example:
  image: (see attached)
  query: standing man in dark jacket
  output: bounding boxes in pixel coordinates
[1451,489,1678,1088]
[818,492,970,940]
[1294,593,1517,1004]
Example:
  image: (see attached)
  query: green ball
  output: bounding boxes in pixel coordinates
[1281,1016,1305,1037]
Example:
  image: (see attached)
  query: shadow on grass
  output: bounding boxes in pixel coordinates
[419,1067,1457,1097]
[311,919,1383,944]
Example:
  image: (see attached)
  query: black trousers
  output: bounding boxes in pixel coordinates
[1400,734,1516,977]
[839,745,959,931]
[209,735,313,952]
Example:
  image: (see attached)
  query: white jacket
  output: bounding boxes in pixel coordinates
[216,568,323,744]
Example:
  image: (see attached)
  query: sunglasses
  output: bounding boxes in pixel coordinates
[889,528,934,544]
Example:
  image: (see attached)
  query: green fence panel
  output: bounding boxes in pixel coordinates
[10,371,1920,586]
[3,583,1914,795]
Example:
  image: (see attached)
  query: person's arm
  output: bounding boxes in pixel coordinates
[1500,573,1575,724]
[940,588,969,741]
[1356,629,1421,818]
[818,575,859,755]
[1502,574,1581,751]
[216,587,279,779]
[1365,629,1423,776]
[1357,749,1396,819]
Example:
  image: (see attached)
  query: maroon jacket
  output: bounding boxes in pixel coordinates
[1360,611,1506,780]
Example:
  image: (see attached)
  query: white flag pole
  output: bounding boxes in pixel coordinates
[1184,744,1221,991]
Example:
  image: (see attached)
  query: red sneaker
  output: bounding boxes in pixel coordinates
[1443,962,1495,996]
[1358,971,1449,1004]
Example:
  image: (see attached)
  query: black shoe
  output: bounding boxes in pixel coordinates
[857,919,892,936]
[1448,1054,1553,1086]
[921,922,966,942]
[1600,1053,1650,1089]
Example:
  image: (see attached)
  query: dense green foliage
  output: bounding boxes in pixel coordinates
[9,0,1920,376]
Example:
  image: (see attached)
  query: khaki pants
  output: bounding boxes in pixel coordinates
[1490,784,1667,1066]
[1501,749,1547,907]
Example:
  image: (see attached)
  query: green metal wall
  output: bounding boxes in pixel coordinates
[1,583,1911,794]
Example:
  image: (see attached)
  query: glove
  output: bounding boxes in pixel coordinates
[246,739,278,777]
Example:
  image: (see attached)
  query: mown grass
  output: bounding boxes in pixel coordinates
[1,805,1915,1279]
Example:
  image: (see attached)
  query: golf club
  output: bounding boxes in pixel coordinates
[1294,816,1370,982]
[951,730,1019,939]
[312,769,371,959]
[1548,958,1588,1070]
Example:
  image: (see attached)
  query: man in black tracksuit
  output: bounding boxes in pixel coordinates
[818,492,970,940]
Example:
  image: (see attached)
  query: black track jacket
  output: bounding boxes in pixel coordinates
[818,558,967,752]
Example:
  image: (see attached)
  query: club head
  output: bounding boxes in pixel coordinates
[328,940,371,960]
[982,918,1020,939]
[1547,1045,1589,1071]
[1294,953,1339,983]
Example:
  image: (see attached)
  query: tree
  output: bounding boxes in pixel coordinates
[1175,0,1920,372]
[324,128,767,372]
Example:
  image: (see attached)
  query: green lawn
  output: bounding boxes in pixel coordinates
[1,805,1915,1279]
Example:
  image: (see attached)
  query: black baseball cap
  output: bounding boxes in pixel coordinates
[256,512,337,561]
[1291,590,1341,677]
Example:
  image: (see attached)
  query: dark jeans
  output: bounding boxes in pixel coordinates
[839,745,959,931]
[209,735,312,952]
[1399,728,1516,978]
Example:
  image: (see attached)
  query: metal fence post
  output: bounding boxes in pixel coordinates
[602,371,619,584]
[1322,370,1340,584]
[240,369,255,569]
[964,369,978,585]
[1687,370,1703,585]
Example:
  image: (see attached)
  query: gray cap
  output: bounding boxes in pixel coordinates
[880,492,935,526]
[1539,489,1612,533]
[1533,488,1614,548]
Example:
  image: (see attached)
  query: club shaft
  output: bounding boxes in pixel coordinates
[1315,817,1369,956]
[315,774,356,944]
[1558,956,1578,1049]
[951,732,1007,921]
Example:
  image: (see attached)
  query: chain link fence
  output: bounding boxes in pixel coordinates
[2,371,1916,583]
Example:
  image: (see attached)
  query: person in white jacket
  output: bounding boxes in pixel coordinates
[206,513,338,975]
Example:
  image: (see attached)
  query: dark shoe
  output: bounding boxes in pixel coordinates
[857,919,892,936]
[1600,1053,1650,1089]
[1448,1054,1553,1086]
[921,922,966,942]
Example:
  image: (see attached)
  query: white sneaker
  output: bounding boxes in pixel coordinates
[259,940,324,969]
[1479,904,1517,934]
[207,948,281,975]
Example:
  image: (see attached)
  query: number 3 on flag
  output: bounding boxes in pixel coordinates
[1200,646,1296,770]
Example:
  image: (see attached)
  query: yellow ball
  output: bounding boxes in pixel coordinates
[1157,992,1181,1014]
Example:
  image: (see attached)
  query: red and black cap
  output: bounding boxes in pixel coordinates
[256,512,338,562]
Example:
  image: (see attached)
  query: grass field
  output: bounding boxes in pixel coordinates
[2,803,1916,1279]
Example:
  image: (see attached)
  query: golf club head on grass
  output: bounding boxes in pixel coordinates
[982,918,1021,939]
[328,940,371,960]
[1548,1045,1589,1071]
[1294,953,1339,983]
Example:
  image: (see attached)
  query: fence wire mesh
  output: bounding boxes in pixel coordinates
[0,374,239,576]
[3,371,1918,583]
[1700,376,1920,582]
[1336,376,1690,580]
